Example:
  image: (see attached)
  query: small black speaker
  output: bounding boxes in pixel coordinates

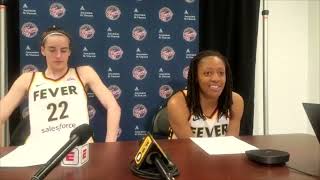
[245,149,290,165]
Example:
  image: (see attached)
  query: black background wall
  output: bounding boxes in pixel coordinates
[199,0,260,135]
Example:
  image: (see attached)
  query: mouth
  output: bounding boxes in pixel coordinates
[54,61,65,63]
[209,85,221,91]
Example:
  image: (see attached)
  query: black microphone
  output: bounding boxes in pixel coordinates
[31,124,93,180]
[131,133,179,180]
[147,152,174,180]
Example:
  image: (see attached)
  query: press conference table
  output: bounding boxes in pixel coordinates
[0,134,319,180]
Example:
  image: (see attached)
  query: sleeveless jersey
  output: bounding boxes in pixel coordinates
[169,91,229,139]
[27,68,89,143]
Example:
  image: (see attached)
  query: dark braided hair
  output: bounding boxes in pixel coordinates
[40,26,72,49]
[186,50,233,119]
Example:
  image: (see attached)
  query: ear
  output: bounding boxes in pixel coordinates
[40,46,46,56]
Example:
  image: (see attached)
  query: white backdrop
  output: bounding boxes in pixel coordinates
[254,0,320,135]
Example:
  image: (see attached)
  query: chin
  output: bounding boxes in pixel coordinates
[209,91,222,98]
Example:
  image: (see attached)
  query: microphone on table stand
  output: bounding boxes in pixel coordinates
[31,124,93,180]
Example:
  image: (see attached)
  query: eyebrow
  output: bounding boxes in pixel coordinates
[202,67,225,71]
[47,46,69,50]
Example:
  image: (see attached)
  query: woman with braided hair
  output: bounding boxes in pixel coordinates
[168,50,243,139]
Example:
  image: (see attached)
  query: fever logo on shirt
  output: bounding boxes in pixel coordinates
[49,3,66,18]
[21,22,38,38]
[105,5,121,20]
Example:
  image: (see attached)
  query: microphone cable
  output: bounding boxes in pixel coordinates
[129,159,179,180]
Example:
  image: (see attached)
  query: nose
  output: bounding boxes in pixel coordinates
[210,72,219,82]
[55,50,62,58]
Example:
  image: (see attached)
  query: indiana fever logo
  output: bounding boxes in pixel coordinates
[105,5,121,20]
[133,104,147,119]
[132,66,147,80]
[183,66,189,79]
[159,7,173,22]
[108,85,122,99]
[108,46,123,60]
[21,22,38,38]
[49,3,66,19]
[161,46,175,61]
[22,64,38,73]
[183,27,197,42]
[159,85,173,99]
[132,26,147,41]
[79,24,95,39]
[87,105,96,120]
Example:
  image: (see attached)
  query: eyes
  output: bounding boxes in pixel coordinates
[202,70,225,77]
[47,47,70,54]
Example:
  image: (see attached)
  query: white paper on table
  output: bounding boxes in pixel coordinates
[190,136,258,155]
[0,139,66,167]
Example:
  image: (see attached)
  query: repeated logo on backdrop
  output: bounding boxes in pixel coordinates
[49,3,66,18]
[79,24,95,39]
[159,7,173,22]
[161,46,175,61]
[108,85,122,99]
[108,46,123,60]
[105,5,121,20]
[132,26,147,41]
[21,22,38,38]
[19,0,198,140]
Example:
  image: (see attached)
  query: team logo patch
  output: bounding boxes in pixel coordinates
[108,85,122,99]
[183,66,190,79]
[49,3,66,18]
[21,22,38,38]
[105,5,121,20]
[79,24,95,39]
[132,26,147,41]
[161,46,175,61]
[159,85,173,99]
[108,46,123,60]
[22,64,38,73]
[133,104,147,118]
[183,27,197,42]
[88,105,96,120]
[159,7,173,22]
[132,66,147,80]
[66,77,76,81]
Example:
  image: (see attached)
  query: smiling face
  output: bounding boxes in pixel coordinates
[197,56,226,99]
[41,34,71,72]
